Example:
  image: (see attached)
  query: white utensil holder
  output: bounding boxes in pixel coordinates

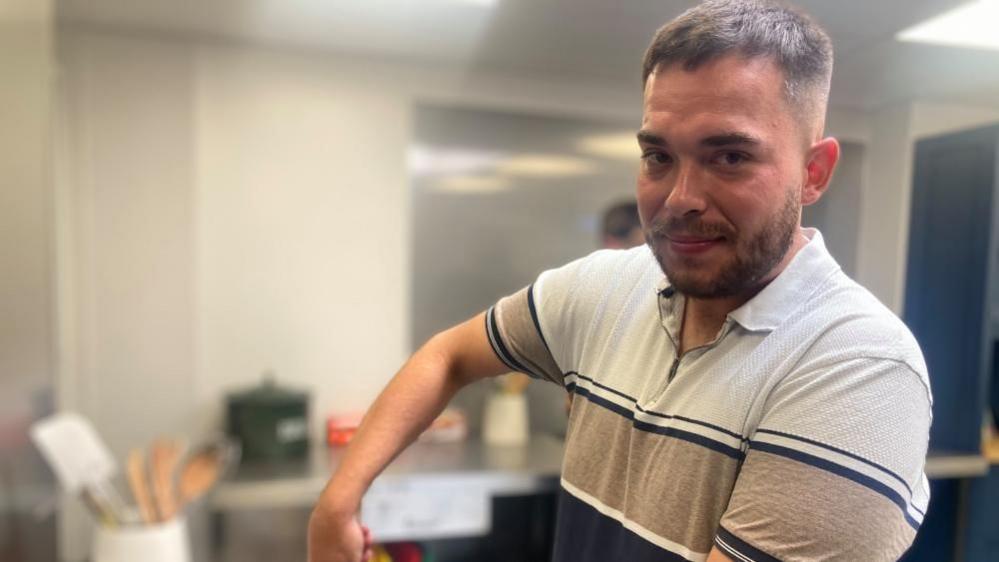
[483,393,529,446]
[92,517,192,562]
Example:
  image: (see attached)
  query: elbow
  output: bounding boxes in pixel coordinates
[422,331,476,390]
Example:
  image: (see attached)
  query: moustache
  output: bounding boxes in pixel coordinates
[645,216,735,240]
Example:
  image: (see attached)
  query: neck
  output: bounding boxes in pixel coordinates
[680,228,810,352]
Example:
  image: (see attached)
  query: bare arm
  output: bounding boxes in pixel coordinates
[308,311,509,562]
[706,548,733,561]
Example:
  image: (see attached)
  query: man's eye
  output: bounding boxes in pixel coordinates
[642,151,672,166]
[714,151,749,166]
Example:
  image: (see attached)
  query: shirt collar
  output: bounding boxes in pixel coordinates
[655,228,842,333]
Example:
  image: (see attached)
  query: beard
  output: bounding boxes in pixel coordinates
[645,188,799,299]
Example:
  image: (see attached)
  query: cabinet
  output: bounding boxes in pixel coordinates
[902,124,999,562]
[904,124,999,452]
[964,466,999,562]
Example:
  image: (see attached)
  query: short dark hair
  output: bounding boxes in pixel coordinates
[602,201,641,241]
[642,0,833,121]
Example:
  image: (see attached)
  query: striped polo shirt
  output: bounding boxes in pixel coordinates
[486,229,932,562]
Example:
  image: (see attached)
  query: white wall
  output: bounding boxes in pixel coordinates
[856,104,914,312]
[56,30,649,453]
[194,47,414,436]
[0,1,58,561]
[825,106,873,145]
[911,101,999,139]
[1,0,54,416]
[59,31,199,451]
[56,32,200,561]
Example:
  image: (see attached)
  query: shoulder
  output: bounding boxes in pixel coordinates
[795,271,931,401]
[535,245,660,303]
[529,246,661,371]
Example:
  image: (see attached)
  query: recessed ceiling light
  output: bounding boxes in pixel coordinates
[897,0,999,51]
[433,175,509,194]
[409,146,504,176]
[495,154,596,177]
[577,132,640,161]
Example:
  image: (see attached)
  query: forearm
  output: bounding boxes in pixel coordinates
[316,331,478,516]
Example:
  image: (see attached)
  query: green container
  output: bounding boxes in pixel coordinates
[226,375,309,463]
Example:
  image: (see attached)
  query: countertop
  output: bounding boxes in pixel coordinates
[211,434,992,514]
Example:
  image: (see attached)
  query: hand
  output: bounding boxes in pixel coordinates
[307,506,374,562]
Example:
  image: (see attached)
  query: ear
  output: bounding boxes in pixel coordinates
[801,137,840,206]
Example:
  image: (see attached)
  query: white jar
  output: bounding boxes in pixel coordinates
[92,518,192,562]
[482,393,529,446]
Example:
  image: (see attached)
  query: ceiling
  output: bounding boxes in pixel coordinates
[57,0,999,110]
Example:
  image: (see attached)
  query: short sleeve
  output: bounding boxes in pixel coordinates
[486,250,615,386]
[715,357,932,562]
[486,284,563,384]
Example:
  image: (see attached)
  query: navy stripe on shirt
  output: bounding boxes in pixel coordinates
[568,371,748,442]
[754,427,913,497]
[527,283,554,355]
[567,382,745,460]
[553,487,694,562]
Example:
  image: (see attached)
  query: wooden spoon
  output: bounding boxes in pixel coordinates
[178,448,221,507]
[125,449,156,524]
[177,439,239,512]
[149,438,183,522]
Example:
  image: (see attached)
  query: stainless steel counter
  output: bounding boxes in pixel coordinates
[211,435,565,512]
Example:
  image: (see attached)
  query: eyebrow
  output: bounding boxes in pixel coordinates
[700,132,761,148]
[636,130,666,146]
[636,130,762,148]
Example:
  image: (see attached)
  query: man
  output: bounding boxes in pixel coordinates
[309,1,932,561]
[602,200,645,249]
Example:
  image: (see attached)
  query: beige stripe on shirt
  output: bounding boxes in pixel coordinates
[563,395,743,554]
[720,450,918,562]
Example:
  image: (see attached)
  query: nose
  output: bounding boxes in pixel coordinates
[663,162,706,217]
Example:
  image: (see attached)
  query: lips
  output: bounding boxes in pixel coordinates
[664,234,724,255]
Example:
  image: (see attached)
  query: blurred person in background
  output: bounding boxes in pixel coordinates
[601,200,645,249]
[309,1,931,561]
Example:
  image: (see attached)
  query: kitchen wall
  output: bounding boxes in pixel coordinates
[56,29,636,454]
[0,0,58,561]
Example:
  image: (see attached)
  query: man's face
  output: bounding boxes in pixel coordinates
[637,55,807,299]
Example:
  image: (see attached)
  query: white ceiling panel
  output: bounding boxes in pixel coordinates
[57,0,999,109]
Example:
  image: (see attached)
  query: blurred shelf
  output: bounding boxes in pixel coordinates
[925,451,989,479]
